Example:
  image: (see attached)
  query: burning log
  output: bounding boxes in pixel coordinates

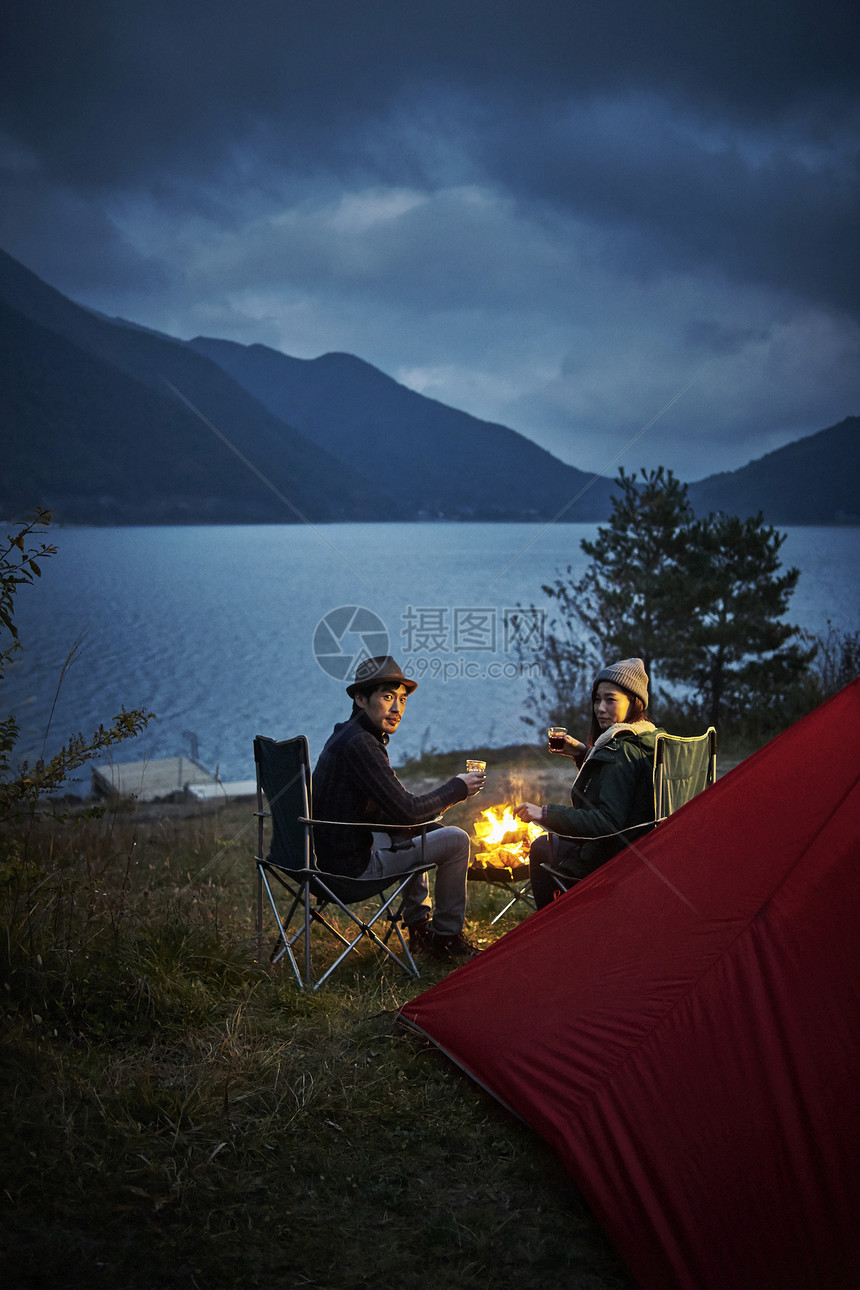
[469,804,543,880]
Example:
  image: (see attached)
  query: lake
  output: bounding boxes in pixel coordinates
[5,522,859,786]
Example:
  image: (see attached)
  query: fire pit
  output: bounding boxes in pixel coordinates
[469,804,543,882]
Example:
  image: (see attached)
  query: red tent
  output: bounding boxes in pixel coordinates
[400,680,860,1290]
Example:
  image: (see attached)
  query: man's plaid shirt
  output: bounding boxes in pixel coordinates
[312,711,468,876]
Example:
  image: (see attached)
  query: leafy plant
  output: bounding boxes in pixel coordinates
[0,509,153,823]
[0,508,56,784]
[807,620,860,697]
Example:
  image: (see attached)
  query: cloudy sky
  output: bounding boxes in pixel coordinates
[2,0,858,479]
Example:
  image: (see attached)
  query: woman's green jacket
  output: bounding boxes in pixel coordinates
[544,728,664,879]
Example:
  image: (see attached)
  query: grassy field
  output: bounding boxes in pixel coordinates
[0,744,649,1290]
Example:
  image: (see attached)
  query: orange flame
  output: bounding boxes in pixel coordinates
[472,804,542,869]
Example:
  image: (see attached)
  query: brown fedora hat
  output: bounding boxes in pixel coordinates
[346,655,418,698]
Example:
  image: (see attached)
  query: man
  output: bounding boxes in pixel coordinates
[312,655,485,961]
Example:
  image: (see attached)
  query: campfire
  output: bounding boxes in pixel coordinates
[470,805,543,879]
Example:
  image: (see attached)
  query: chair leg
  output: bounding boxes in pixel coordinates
[308,880,422,988]
[490,880,534,924]
[259,865,427,989]
[313,923,420,990]
[259,866,305,988]
[256,866,264,961]
[302,880,312,986]
[260,866,351,987]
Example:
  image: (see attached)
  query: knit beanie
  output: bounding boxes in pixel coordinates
[594,657,649,707]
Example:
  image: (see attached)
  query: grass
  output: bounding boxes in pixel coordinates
[1,779,637,1290]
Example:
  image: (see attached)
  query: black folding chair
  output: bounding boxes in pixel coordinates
[543,727,718,894]
[254,735,438,989]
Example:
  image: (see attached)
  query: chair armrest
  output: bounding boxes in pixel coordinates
[539,861,579,891]
[547,820,655,842]
[540,861,573,877]
[299,816,443,829]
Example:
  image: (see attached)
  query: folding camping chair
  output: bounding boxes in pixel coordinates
[253,734,439,990]
[653,727,718,822]
[543,727,718,895]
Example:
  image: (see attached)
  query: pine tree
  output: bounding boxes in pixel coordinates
[525,468,813,735]
[669,511,814,727]
[573,466,694,687]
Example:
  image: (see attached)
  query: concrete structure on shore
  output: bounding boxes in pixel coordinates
[91,757,255,803]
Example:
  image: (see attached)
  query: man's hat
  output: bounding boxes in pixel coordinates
[346,655,418,698]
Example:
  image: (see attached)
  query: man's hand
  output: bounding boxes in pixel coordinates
[515,802,544,824]
[457,770,486,797]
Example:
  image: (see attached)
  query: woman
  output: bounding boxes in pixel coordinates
[516,658,663,908]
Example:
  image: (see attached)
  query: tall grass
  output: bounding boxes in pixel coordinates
[1,794,634,1290]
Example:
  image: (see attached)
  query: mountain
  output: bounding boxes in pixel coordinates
[0,249,613,525]
[687,417,860,525]
[1,249,856,526]
[190,334,860,527]
[186,338,615,521]
[0,250,384,524]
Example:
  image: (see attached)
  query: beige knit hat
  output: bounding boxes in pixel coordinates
[593,657,649,706]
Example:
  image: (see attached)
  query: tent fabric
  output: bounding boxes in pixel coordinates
[399,680,860,1290]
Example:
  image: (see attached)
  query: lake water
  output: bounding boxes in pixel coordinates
[5,522,859,786]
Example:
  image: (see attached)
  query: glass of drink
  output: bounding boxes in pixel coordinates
[465,759,487,773]
[548,727,567,752]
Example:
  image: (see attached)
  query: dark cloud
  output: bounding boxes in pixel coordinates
[1,0,858,477]
[5,0,858,180]
[473,87,860,312]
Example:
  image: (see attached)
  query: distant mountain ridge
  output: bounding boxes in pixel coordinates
[186,337,615,521]
[188,336,860,527]
[1,248,857,525]
[0,248,612,524]
[0,250,377,524]
[687,417,860,525]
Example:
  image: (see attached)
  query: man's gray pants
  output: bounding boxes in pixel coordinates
[361,826,470,935]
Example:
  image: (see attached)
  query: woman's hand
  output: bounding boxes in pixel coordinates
[551,733,587,760]
[515,802,544,825]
